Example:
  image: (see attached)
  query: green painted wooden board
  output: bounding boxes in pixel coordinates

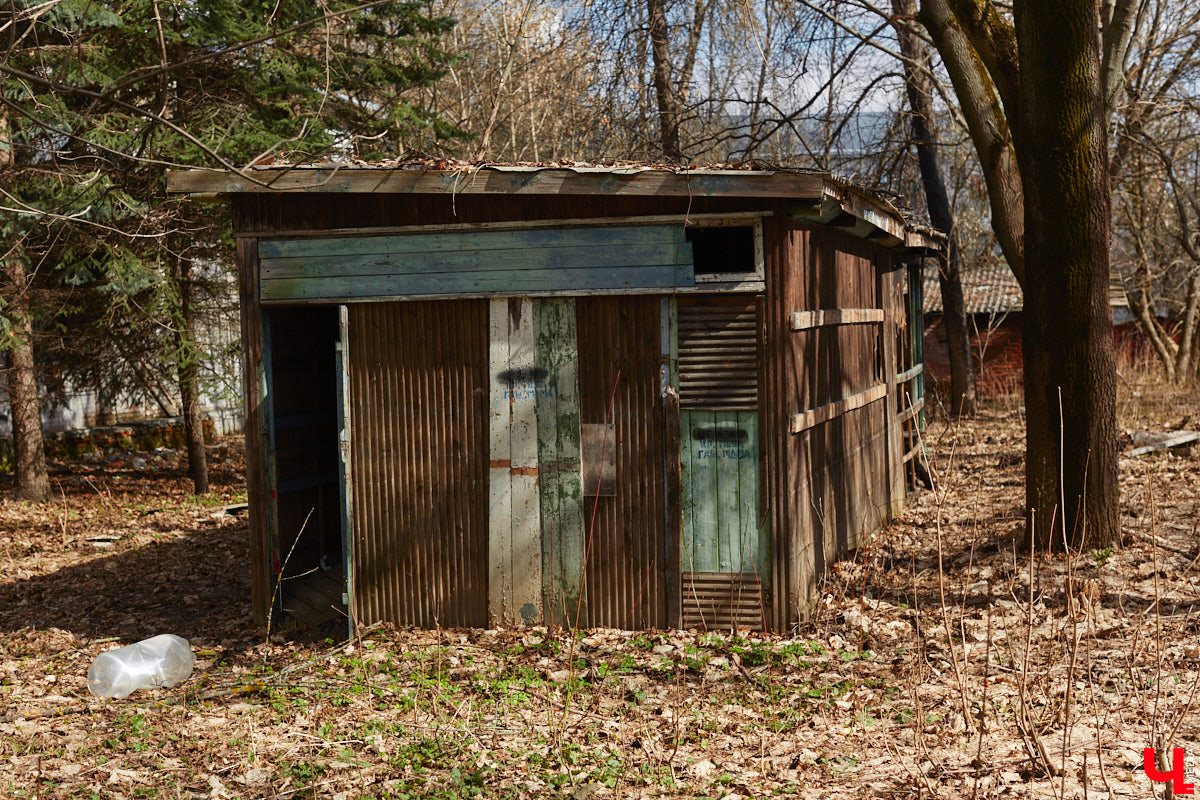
[260,224,689,260]
[681,410,762,576]
[259,224,695,302]
[533,299,585,626]
[261,264,695,302]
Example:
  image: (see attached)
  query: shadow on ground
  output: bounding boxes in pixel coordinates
[0,519,255,649]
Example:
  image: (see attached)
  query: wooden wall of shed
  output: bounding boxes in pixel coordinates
[230,193,775,234]
[765,218,897,629]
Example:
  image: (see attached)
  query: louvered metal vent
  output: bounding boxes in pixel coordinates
[677,301,759,410]
[681,572,767,631]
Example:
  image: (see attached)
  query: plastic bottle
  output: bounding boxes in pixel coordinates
[87,634,195,699]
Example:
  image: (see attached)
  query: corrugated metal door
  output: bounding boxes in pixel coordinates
[347,300,489,627]
[576,297,668,629]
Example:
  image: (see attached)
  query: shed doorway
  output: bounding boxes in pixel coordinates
[265,307,347,628]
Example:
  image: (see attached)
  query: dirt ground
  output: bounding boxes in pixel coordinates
[0,370,1197,799]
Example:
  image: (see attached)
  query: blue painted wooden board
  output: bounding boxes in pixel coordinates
[259,224,696,302]
[260,224,688,259]
[261,243,688,280]
[261,264,695,301]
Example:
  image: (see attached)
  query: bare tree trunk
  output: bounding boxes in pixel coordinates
[648,0,683,161]
[919,0,1026,285]
[1015,0,1118,550]
[174,257,209,495]
[1177,271,1200,379]
[893,0,976,415]
[4,258,50,501]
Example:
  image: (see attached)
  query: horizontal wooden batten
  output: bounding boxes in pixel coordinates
[262,243,685,280]
[789,383,888,434]
[260,224,689,260]
[788,308,885,330]
[898,397,925,424]
[261,267,692,303]
[893,363,924,384]
[259,224,695,303]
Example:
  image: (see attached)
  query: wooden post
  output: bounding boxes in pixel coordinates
[236,238,273,624]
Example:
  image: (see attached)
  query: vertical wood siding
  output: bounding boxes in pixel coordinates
[765,218,896,628]
[576,297,668,629]
[348,300,489,627]
[236,238,272,624]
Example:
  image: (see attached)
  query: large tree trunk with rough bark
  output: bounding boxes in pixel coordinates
[1014,1,1118,549]
[4,258,50,501]
[174,257,209,495]
[893,0,976,415]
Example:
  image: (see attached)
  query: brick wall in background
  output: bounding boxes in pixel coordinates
[925,315,1169,400]
[923,314,1024,398]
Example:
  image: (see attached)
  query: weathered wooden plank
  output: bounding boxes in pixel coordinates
[898,397,926,424]
[714,413,741,573]
[1126,431,1200,457]
[236,238,271,625]
[683,411,721,572]
[788,308,885,330]
[534,298,584,626]
[261,243,688,281]
[237,211,772,241]
[737,412,762,576]
[261,264,696,302]
[789,383,888,434]
[507,299,542,626]
[488,300,512,624]
[168,166,829,199]
[893,363,924,385]
[334,305,354,632]
[260,224,686,260]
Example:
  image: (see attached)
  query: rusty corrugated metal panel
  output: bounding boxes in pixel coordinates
[576,297,667,629]
[348,300,489,628]
[677,299,759,410]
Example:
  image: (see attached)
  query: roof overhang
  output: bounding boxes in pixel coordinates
[166,163,938,251]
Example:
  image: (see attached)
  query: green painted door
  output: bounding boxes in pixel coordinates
[680,411,763,575]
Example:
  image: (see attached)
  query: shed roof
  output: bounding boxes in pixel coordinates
[923,261,1129,315]
[166,161,943,251]
[924,262,1023,316]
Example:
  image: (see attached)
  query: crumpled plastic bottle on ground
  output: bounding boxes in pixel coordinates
[87,634,195,699]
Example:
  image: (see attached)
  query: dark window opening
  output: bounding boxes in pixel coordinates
[685,225,756,276]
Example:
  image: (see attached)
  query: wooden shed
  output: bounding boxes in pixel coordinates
[168,164,937,633]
